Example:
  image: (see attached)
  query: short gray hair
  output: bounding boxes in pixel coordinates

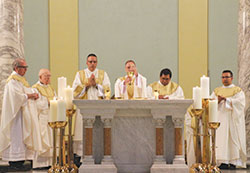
[12,58,25,70]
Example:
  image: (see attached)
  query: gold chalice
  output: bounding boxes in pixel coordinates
[105,89,111,99]
[153,90,159,99]
[127,71,134,85]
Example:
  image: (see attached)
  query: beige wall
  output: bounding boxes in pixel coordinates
[23,0,238,97]
[79,0,178,94]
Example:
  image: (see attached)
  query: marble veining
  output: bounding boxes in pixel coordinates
[238,0,250,162]
[112,116,155,173]
[0,0,24,120]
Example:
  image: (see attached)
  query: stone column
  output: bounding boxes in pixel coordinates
[101,117,114,164]
[238,0,250,163]
[0,0,24,119]
[153,117,166,163]
[82,117,95,164]
[172,117,185,164]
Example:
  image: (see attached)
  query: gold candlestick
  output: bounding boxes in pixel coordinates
[56,121,68,173]
[66,108,78,173]
[48,122,60,173]
[201,98,211,171]
[190,109,206,173]
[48,121,68,173]
[208,122,221,173]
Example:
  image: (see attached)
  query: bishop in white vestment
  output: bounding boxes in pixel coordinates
[115,60,147,99]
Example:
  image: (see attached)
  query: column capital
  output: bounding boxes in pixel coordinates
[172,117,184,128]
[101,118,113,128]
[153,118,166,128]
[83,118,95,128]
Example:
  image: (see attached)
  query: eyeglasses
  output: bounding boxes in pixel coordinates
[161,78,170,81]
[17,66,28,69]
[221,76,232,79]
[88,61,97,64]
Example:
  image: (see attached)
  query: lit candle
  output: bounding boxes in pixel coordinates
[58,77,67,99]
[64,85,73,109]
[57,97,66,122]
[200,75,210,98]
[193,86,202,109]
[49,97,57,122]
[209,100,218,122]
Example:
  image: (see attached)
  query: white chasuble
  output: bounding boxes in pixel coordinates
[211,84,246,168]
[72,68,111,156]
[0,72,42,161]
[147,81,184,99]
[114,73,147,99]
[32,81,54,168]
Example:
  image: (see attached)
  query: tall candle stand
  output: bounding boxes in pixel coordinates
[57,121,68,173]
[48,121,68,173]
[48,122,59,173]
[190,109,206,173]
[66,108,78,173]
[208,122,221,173]
[201,98,211,171]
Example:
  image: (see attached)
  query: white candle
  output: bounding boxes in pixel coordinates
[209,100,218,122]
[64,85,73,109]
[58,77,67,99]
[49,97,57,122]
[200,75,210,98]
[192,86,202,109]
[57,98,66,122]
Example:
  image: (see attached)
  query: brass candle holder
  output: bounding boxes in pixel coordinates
[190,108,206,173]
[190,99,221,172]
[208,122,221,173]
[48,121,68,173]
[202,98,211,168]
[57,121,68,173]
[66,108,78,173]
[48,122,59,173]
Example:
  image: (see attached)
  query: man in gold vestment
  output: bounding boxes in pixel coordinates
[147,68,184,99]
[72,53,111,159]
[211,70,246,169]
[0,58,42,169]
[32,69,55,169]
[115,60,147,99]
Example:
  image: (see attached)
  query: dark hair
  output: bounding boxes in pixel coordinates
[222,70,233,77]
[87,53,97,59]
[160,68,172,78]
[125,60,136,66]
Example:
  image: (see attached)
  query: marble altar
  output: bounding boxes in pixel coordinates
[74,99,193,173]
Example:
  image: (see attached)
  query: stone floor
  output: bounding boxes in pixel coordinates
[0,160,250,173]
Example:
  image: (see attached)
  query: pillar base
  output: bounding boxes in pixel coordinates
[79,164,117,173]
[82,155,95,164]
[173,155,185,164]
[153,155,165,164]
[150,164,188,173]
[102,155,114,165]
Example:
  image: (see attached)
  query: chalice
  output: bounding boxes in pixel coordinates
[127,71,134,85]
